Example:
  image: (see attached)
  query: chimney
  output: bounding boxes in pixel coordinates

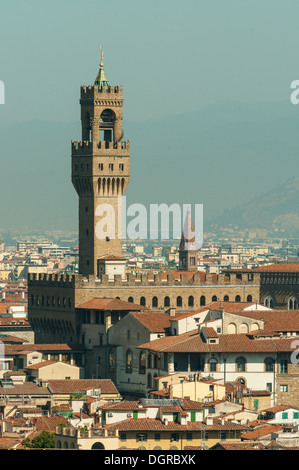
[167,308,176,317]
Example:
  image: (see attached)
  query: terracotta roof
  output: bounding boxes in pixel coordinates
[30,415,71,432]
[0,383,50,396]
[241,424,283,440]
[0,335,27,344]
[100,401,141,411]
[137,328,299,354]
[105,418,249,432]
[231,310,299,333]
[132,311,188,333]
[76,298,147,311]
[3,343,84,355]
[0,437,22,449]
[201,327,218,338]
[210,441,267,450]
[24,360,63,370]
[47,379,119,395]
[262,404,298,413]
[255,263,299,272]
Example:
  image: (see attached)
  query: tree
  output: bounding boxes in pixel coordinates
[22,431,55,449]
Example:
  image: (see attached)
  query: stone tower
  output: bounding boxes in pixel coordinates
[179,207,198,271]
[72,48,129,276]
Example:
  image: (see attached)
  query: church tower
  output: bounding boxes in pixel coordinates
[72,48,129,276]
[179,208,198,271]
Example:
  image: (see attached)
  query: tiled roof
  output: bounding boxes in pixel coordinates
[24,360,60,370]
[30,415,71,432]
[201,327,218,338]
[241,424,283,440]
[105,417,249,432]
[100,401,142,411]
[230,310,299,333]
[0,335,27,344]
[137,328,299,354]
[76,298,147,311]
[211,441,267,450]
[132,311,188,333]
[47,379,119,395]
[0,383,50,396]
[3,343,84,355]
[0,437,22,449]
[262,404,298,413]
[255,263,299,272]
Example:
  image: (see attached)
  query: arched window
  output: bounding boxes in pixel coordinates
[139,351,146,375]
[147,353,152,369]
[152,296,158,308]
[235,295,241,302]
[212,295,217,302]
[236,356,246,372]
[147,373,152,388]
[140,297,146,306]
[247,295,252,302]
[200,295,206,306]
[164,296,170,307]
[128,297,134,303]
[264,357,275,372]
[264,295,274,308]
[289,296,298,310]
[91,442,105,449]
[126,349,133,374]
[176,296,182,307]
[224,295,229,302]
[188,296,194,307]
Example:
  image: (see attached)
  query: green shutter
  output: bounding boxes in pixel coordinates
[133,411,138,420]
[191,411,196,422]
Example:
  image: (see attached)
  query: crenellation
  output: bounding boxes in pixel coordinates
[28,270,260,289]
[72,140,129,157]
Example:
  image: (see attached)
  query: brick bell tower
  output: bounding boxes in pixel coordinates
[72,47,129,276]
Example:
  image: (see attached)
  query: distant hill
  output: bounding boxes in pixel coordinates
[207,177,299,234]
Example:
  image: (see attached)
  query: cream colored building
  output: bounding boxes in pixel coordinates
[24,360,81,381]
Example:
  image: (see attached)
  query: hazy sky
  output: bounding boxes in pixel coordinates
[1,0,299,233]
[0,0,299,125]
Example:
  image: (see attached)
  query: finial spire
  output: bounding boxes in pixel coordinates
[100,45,104,68]
[95,45,109,88]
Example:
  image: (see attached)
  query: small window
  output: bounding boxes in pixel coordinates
[109,163,114,171]
[119,163,124,171]
[99,163,104,170]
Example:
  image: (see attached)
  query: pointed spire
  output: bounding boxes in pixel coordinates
[179,207,197,252]
[94,45,109,88]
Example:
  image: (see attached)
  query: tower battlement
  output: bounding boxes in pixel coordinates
[71,140,130,156]
[81,85,123,99]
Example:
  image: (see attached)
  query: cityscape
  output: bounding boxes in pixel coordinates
[1,0,299,459]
